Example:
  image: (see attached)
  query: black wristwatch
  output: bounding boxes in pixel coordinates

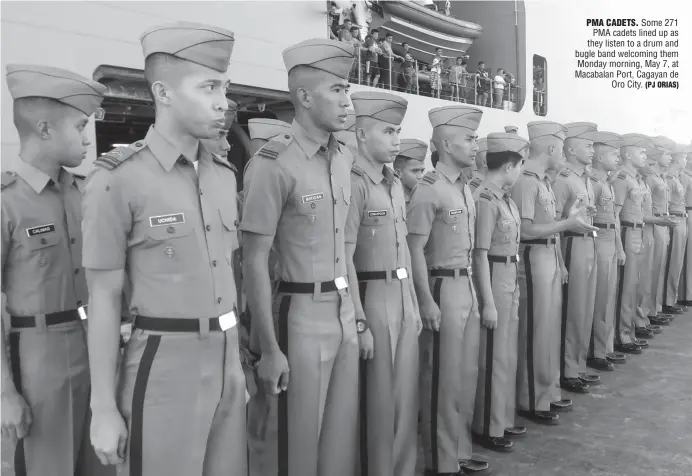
[355,319,369,334]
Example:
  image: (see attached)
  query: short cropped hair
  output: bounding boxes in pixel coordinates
[486,151,523,171]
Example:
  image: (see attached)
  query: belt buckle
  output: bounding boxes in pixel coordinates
[515,254,520,263]
[396,268,408,280]
[218,310,237,331]
[78,305,88,321]
[467,266,472,276]
[592,231,597,238]
[334,276,348,290]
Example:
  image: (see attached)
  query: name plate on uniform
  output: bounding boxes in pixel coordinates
[449,209,463,216]
[149,213,185,227]
[218,310,237,331]
[26,223,55,237]
[334,276,348,290]
[302,192,324,203]
[396,268,408,280]
[368,210,387,217]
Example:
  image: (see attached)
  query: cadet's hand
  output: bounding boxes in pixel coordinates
[660,216,679,227]
[585,205,598,217]
[414,312,423,336]
[567,197,588,218]
[481,306,498,330]
[1,389,32,445]
[358,329,374,360]
[91,408,128,466]
[421,300,442,332]
[617,250,626,266]
[560,266,569,284]
[257,350,290,396]
[567,215,598,234]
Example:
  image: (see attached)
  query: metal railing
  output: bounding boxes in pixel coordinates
[533,90,547,116]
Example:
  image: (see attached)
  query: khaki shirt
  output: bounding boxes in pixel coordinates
[510,160,557,227]
[681,170,692,207]
[553,161,595,223]
[474,180,520,256]
[1,161,86,316]
[589,169,617,225]
[82,126,239,319]
[240,119,353,283]
[610,167,644,224]
[666,172,686,214]
[345,156,408,272]
[641,168,668,215]
[407,161,475,269]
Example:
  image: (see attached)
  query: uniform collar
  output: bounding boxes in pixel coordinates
[564,160,587,176]
[146,126,201,172]
[590,167,609,182]
[620,165,637,178]
[14,159,74,194]
[291,119,341,159]
[356,155,385,184]
[523,159,548,180]
[484,180,507,200]
[436,161,462,183]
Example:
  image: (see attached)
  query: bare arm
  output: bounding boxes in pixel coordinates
[473,249,494,310]
[407,234,433,309]
[346,243,366,321]
[520,218,571,240]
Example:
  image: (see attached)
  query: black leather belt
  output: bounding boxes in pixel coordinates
[621,221,644,229]
[521,237,557,245]
[594,223,616,230]
[670,211,687,217]
[488,255,519,264]
[429,267,471,277]
[654,213,668,217]
[10,310,80,329]
[133,314,234,332]
[278,278,347,294]
[357,269,408,281]
[563,231,596,238]
[686,207,692,211]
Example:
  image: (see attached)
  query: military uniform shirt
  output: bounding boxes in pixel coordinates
[510,160,557,226]
[240,119,353,283]
[345,156,408,272]
[589,169,617,224]
[642,169,668,215]
[1,162,86,316]
[552,161,594,223]
[610,167,644,223]
[474,181,520,256]
[640,176,653,217]
[82,126,239,319]
[681,170,692,207]
[406,161,475,269]
[468,175,483,192]
[666,172,686,214]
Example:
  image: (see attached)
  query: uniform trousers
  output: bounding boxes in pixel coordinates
[590,229,618,359]
[473,261,519,438]
[117,325,247,476]
[651,224,669,315]
[419,273,479,473]
[516,243,562,413]
[680,212,692,301]
[560,235,597,379]
[664,219,688,306]
[356,278,418,476]
[247,290,359,476]
[615,227,643,345]
[635,224,655,327]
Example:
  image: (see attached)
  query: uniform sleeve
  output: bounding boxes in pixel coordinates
[406,184,437,236]
[82,168,132,270]
[240,157,289,236]
[611,177,628,207]
[474,197,497,250]
[552,177,571,216]
[1,199,11,276]
[345,178,366,244]
[510,177,538,221]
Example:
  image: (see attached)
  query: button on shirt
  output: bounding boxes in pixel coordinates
[610,167,644,223]
[553,161,595,223]
[345,156,408,273]
[474,181,520,256]
[406,162,475,269]
[589,169,617,224]
[240,119,353,283]
[2,162,85,316]
[510,160,557,227]
[82,126,239,319]
[666,172,686,214]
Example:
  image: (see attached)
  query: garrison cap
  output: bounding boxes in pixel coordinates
[527,120,567,141]
[5,64,106,116]
[487,132,530,154]
[140,21,235,72]
[591,131,622,149]
[223,98,237,127]
[620,133,651,148]
[428,104,482,132]
[283,38,355,78]
[504,125,519,134]
[652,135,676,153]
[398,139,427,161]
[477,137,488,153]
[351,91,407,125]
[248,118,291,141]
[564,122,600,140]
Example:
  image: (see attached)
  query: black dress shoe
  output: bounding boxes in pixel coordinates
[606,352,627,363]
[646,324,663,334]
[550,399,572,412]
[657,312,675,320]
[635,327,655,338]
[504,426,527,437]
[424,470,464,476]
[458,459,490,473]
[561,377,590,393]
[634,338,649,348]
[473,434,514,453]
[615,342,643,354]
[662,305,683,314]
[650,315,671,326]
[578,372,600,384]
[587,358,615,371]
[517,409,560,425]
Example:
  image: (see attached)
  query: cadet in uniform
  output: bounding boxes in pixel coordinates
[83,22,247,474]
[393,139,428,204]
[345,91,421,476]
[553,122,600,393]
[471,132,529,453]
[241,38,359,476]
[467,137,487,192]
[407,105,487,475]
[677,144,692,304]
[511,121,597,425]
[586,132,626,371]
[611,134,651,355]
[1,64,106,476]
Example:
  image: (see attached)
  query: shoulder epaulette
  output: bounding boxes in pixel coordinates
[72,173,86,181]
[393,168,402,179]
[351,164,364,176]
[421,170,438,184]
[1,171,17,190]
[256,133,293,160]
[469,177,482,187]
[616,171,627,180]
[522,169,539,179]
[558,168,570,178]
[336,139,346,147]
[211,154,237,173]
[94,141,146,170]
[479,191,493,201]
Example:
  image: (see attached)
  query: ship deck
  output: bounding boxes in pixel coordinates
[3,313,691,476]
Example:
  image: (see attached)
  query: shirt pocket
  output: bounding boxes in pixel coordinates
[495,218,516,243]
[441,207,464,234]
[219,208,239,265]
[24,232,62,270]
[144,222,197,274]
[360,210,389,240]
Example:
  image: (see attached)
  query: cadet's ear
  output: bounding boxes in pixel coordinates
[356,127,367,143]
[151,81,172,106]
[37,120,50,140]
[295,87,311,109]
